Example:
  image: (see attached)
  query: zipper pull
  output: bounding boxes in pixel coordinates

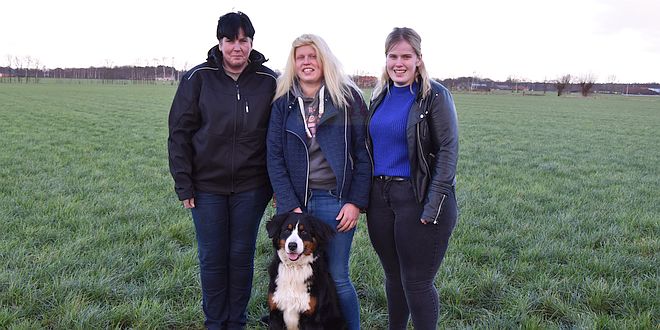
[245,102,249,113]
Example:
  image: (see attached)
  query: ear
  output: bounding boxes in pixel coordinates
[266,213,288,238]
[306,214,335,245]
[416,54,422,67]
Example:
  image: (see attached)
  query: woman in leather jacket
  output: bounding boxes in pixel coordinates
[366,27,459,330]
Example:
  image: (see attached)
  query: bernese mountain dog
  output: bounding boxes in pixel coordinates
[265,212,347,330]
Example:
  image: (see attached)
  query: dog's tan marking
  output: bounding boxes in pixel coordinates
[304,295,318,316]
[268,292,278,311]
[303,241,317,255]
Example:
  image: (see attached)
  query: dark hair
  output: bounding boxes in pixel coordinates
[217,11,255,41]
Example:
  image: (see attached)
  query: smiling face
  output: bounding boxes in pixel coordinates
[386,40,421,87]
[220,28,252,74]
[295,45,323,88]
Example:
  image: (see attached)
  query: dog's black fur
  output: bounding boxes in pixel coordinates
[266,212,346,330]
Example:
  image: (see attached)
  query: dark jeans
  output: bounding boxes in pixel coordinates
[306,189,360,330]
[191,185,272,330]
[366,178,457,330]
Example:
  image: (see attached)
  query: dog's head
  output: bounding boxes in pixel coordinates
[266,212,335,264]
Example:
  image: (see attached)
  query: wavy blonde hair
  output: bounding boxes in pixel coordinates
[274,34,358,109]
[373,27,432,99]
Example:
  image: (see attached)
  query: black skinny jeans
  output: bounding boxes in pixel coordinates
[366,178,457,330]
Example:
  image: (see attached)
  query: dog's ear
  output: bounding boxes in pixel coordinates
[306,214,336,245]
[266,213,288,238]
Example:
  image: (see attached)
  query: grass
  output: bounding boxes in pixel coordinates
[0,82,658,329]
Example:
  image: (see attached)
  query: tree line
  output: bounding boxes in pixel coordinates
[2,58,658,95]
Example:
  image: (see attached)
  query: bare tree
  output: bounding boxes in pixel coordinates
[578,73,596,97]
[25,56,32,83]
[556,74,572,96]
[607,74,617,94]
[506,75,519,93]
[152,58,159,81]
[5,54,12,83]
[14,56,23,83]
[33,58,41,83]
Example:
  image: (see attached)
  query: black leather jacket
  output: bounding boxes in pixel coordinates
[367,79,459,223]
[168,46,277,200]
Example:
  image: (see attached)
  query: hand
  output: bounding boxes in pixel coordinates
[336,203,359,232]
[292,207,303,213]
[183,198,195,209]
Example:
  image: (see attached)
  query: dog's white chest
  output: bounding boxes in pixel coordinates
[273,260,314,329]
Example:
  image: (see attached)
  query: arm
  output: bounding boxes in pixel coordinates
[266,98,303,213]
[335,89,371,231]
[421,87,459,223]
[167,75,201,201]
[345,89,372,210]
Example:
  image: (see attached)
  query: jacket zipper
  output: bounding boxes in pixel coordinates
[339,100,348,199]
[243,100,249,128]
[417,124,431,176]
[433,194,446,224]
[231,83,240,192]
[365,97,382,177]
[288,130,311,208]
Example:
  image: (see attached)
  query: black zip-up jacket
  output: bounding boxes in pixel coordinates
[367,79,459,223]
[168,45,277,200]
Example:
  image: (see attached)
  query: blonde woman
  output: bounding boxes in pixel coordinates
[366,27,459,330]
[267,34,370,329]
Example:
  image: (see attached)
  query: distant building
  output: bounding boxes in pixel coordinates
[470,83,491,92]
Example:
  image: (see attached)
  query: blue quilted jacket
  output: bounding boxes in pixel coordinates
[267,88,371,214]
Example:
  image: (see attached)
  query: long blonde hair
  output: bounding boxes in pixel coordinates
[373,27,432,99]
[274,34,359,109]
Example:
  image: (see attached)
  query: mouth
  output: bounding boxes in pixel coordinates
[302,68,314,73]
[286,252,302,261]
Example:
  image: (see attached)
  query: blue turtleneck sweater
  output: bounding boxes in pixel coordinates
[369,83,418,177]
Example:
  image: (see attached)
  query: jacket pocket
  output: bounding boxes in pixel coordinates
[242,99,250,129]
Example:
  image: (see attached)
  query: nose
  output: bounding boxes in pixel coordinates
[288,242,297,251]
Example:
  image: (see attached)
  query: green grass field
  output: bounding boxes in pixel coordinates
[0,82,658,329]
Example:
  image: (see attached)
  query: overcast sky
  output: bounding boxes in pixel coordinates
[2,0,659,83]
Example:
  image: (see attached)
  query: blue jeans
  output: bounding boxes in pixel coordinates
[366,179,457,330]
[305,189,361,330]
[191,185,272,330]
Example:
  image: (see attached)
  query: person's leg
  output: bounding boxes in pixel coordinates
[307,189,360,330]
[191,192,231,330]
[225,185,273,329]
[366,179,409,330]
[393,184,457,330]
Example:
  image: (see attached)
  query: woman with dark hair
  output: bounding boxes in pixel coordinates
[167,11,276,329]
